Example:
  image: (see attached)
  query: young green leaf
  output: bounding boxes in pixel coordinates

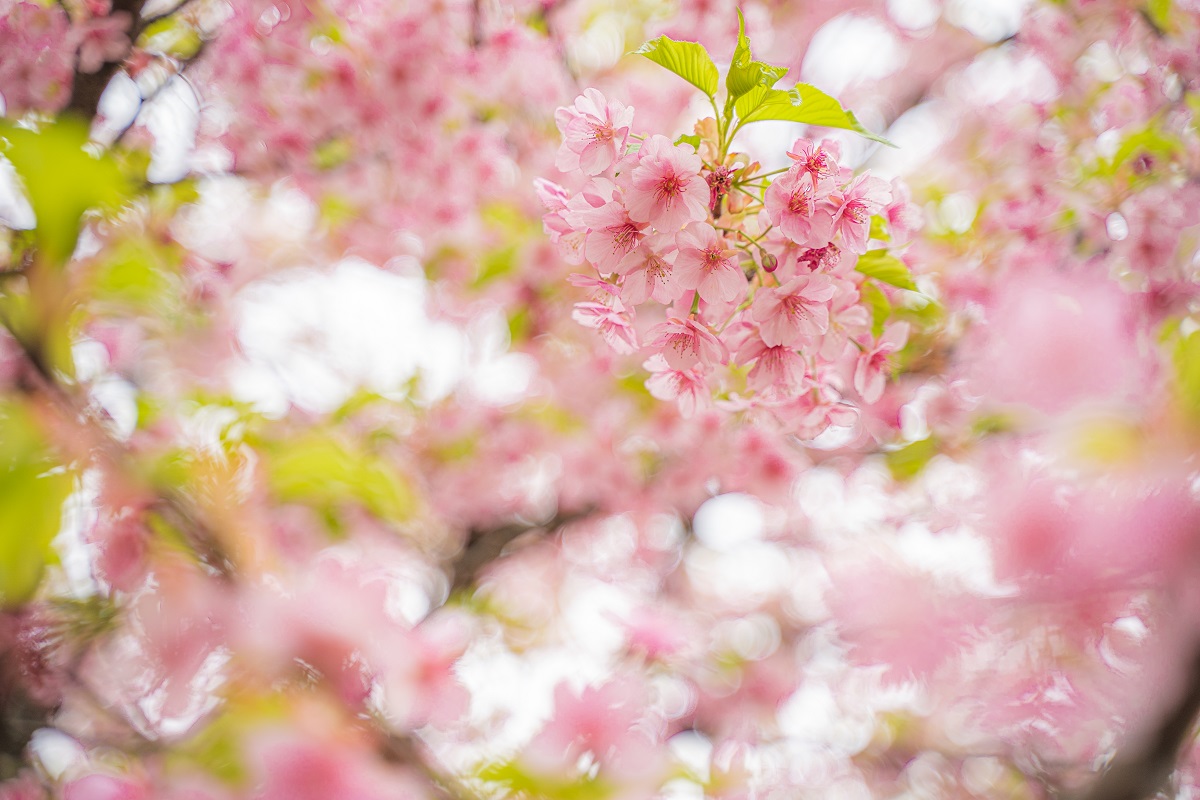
[734,85,895,147]
[635,35,720,98]
[726,8,788,100]
[674,133,702,151]
[860,280,892,338]
[855,250,917,291]
[1173,329,1200,424]
[0,401,73,607]
[886,436,938,481]
[0,118,132,266]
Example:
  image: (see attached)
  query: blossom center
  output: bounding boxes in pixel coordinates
[787,188,814,216]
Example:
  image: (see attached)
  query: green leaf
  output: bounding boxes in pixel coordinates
[885,436,938,481]
[480,760,613,800]
[860,280,891,338]
[674,133,702,151]
[0,401,72,607]
[855,250,917,291]
[635,35,720,98]
[868,214,890,243]
[734,84,895,147]
[1097,124,1180,178]
[1173,329,1200,424]
[266,434,416,526]
[91,236,182,311]
[726,8,788,100]
[1145,0,1174,34]
[138,14,203,59]
[0,118,132,266]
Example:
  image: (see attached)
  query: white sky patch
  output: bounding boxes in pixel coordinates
[463,309,538,406]
[233,258,466,414]
[945,0,1033,42]
[869,101,953,179]
[801,15,904,97]
[693,493,764,552]
[958,47,1058,105]
[0,153,35,230]
[887,0,942,31]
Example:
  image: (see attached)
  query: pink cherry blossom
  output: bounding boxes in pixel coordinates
[885,177,923,245]
[751,273,836,347]
[738,335,808,395]
[624,135,710,232]
[74,12,131,74]
[572,302,639,354]
[567,272,622,304]
[831,174,892,254]
[646,316,727,370]
[643,354,711,418]
[764,170,835,248]
[854,321,909,403]
[63,775,147,800]
[568,200,647,275]
[785,138,841,187]
[555,88,634,176]
[618,232,680,305]
[673,222,745,304]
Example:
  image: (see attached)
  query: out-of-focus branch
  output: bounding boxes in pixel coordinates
[380,731,469,800]
[9,337,235,580]
[1072,641,1200,800]
[109,47,206,147]
[66,0,148,120]
[449,506,596,592]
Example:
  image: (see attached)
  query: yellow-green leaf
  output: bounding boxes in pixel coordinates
[0,118,132,266]
[635,35,720,98]
[860,280,891,337]
[734,84,895,147]
[886,436,938,481]
[1173,329,1200,424]
[726,8,788,100]
[266,434,416,526]
[0,401,72,607]
[855,250,917,291]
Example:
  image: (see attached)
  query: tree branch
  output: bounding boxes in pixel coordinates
[449,506,596,593]
[1072,640,1200,800]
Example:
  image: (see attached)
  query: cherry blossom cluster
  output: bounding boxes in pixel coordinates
[540,87,919,432]
[0,0,132,115]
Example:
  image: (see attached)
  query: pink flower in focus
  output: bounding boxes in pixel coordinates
[751,273,835,347]
[738,335,807,395]
[618,232,679,305]
[644,354,710,418]
[854,322,909,403]
[568,200,646,275]
[533,177,569,212]
[572,302,639,354]
[555,88,633,175]
[831,174,891,254]
[785,138,841,187]
[673,222,744,304]
[567,272,621,304]
[764,170,834,247]
[646,316,726,370]
[625,135,710,231]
